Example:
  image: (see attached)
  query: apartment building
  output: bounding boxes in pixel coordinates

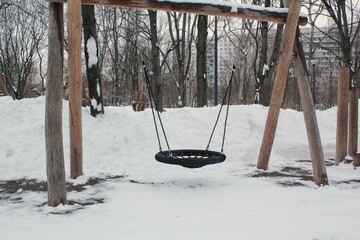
[300,27,341,80]
[206,35,239,85]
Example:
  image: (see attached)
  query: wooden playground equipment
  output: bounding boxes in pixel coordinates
[336,67,360,166]
[131,79,146,112]
[0,73,10,96]
[45,0,356,206]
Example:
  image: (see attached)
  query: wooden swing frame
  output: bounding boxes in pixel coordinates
[45,0,328,206]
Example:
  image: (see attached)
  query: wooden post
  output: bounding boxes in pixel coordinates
[348,88,358,158]
[46,2,67,206]
[293,28,328,185]
[68,0,83,178]
[257,0,302,170]
[0,73,10,96]
[349,88,360,166]
[335,67,349,165]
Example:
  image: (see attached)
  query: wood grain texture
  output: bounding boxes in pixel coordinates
[348,90,358,158]
[46,2,67,206]
[293,28,328,186]
[335,67,349,165]
[47,0,308,25]
[257,0,301,170]
[68,0,83,178]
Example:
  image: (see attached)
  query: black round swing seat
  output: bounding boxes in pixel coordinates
[155,149,226,168]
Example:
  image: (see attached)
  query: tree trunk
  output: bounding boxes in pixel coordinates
[148,10,163,111]
[46,2,66,206]
[111,8,122,106]
[196,14,208,107]
[258,0,284,106]
[257,0,269,105]
[167,12,194,108]
[82,5,104,117]
[179,14,187,107]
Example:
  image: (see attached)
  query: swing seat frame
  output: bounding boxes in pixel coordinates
[144,63,235,169]
[155,149,226,168]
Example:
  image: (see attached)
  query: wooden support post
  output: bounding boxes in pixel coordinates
[293,28,328,185]
[348,88,358,159]
[257,0,301,170]
[46,2,67,206]
[0,73,10,96]
[350,85,360,166]
[68,0,83,178]
[335,67,349,165]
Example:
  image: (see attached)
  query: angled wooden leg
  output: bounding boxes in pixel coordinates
[293,28,328,186]
[257,0,302,169]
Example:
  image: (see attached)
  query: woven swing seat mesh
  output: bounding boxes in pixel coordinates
[155,149,226,168]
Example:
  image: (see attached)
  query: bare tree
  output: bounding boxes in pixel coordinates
[148,10,163,111]
[320,0,360,164]
[97,7,126,106]
[0,0,47,99]
[0,0,11,10]
[196,14,208,107]
[82,5,104,116]
[320,1,360,72]
[167,12,197,107]
[222,16,256,104]
[250,0,284,106]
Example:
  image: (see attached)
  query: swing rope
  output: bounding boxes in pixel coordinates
[206,65,235,153]
[143,62,235,168]
[143,62,171,152]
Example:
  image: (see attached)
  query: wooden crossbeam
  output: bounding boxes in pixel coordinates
[48,0,308,26]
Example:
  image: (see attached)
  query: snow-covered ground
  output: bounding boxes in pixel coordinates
[1,96,359,240]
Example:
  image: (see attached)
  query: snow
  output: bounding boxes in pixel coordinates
[1,96,360,240]
[96,82,101,96]
[262,63,269,76]
[158,0,307,17]
[86,36,98,67]
[90,97,102,111]
[231,5,237,13]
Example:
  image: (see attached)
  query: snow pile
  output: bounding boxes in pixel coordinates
[0,96,359,240]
